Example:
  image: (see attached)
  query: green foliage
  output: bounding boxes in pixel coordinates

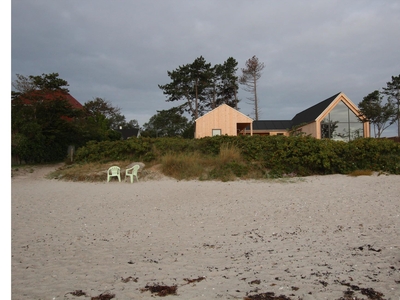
[12,89,83,163]
[358,90,396,138]
[151,137,197,155]
[141,107,192,138]
[83,97,138,131]
[382,74,400,137]
[12,73,69,94]
[207,142,249,181]
[30,73,69,92]
[74,138,153,163]
[158,56,240,120]
[11,73,136,164]
[195,135,237,155]
[213,57,239,109]
[346,138,400,173]
[73,135,400,181]
[208,162,249,182]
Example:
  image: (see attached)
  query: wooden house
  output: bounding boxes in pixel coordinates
[195,104,253,138]
[195,92,370,141]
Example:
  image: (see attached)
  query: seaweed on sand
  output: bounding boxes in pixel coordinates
[183,276,206,284]
[65,290,88,297]
[91,291,115,300]
[141,283,178,296]
[336,280,385,300]
[121,276,138,283]
[244,292,292,300]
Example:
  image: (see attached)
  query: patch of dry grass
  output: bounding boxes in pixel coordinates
[160,152,210,180]
[218,143,242,165]
[159,143,253,181]
[347,169,374,177]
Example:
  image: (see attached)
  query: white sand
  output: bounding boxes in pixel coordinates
[11,165,400,299]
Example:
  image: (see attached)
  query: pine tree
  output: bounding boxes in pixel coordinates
[382,74,400,137]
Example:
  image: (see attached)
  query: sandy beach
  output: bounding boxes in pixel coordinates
[11,165,400,299]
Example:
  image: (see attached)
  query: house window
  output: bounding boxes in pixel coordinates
[212,129,221,136]
[321,101,364,141]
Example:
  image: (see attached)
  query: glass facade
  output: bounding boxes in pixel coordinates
[320,101,364,141]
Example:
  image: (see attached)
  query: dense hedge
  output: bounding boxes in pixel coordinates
[74,136,400,176]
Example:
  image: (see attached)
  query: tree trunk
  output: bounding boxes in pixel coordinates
[253,76,258,120]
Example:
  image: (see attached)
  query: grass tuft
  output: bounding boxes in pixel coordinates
[347,169,374,177]
[218,143,242,165]
[160,152,209,180]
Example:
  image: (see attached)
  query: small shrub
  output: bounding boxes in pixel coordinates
[206,143,249,181]
[142,152,156,162]
[226,162,249,177]
[208,165,236,182]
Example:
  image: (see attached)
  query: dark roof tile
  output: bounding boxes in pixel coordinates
[291,92,340,126]
[249,92,342,130]
[251,120,292,130]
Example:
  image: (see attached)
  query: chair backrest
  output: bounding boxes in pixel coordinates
[108,166,120,175]
[132,165,140,175]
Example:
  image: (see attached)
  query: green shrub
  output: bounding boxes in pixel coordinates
[71,135,400,180]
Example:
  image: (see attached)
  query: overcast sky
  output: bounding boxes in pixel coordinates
[11,0,400,136]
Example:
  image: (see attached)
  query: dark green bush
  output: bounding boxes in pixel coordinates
[226,162,249,177]
[75,138,152,162]
[74,135,400,176]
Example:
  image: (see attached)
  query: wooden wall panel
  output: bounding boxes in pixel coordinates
[195,105,253,138]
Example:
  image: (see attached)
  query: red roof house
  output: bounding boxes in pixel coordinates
[14,90,83,109]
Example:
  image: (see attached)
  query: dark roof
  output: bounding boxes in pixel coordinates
[116,128,140,139]
[291,92,340,126]
[251,120,292,130]
[250,92,341,130]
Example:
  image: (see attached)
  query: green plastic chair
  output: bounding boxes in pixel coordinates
[107,166,121,182]
[125,165,140,183]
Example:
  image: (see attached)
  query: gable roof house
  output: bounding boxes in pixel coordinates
[195,104,253,138]
[12,90,85,127]
[13,90,84,110]
[195,92,370,141]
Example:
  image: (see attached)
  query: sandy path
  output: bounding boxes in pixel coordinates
[11,165,400,299]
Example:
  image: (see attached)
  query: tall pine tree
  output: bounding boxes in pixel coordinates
[382,74,400,137]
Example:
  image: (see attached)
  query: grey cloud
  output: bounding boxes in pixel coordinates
[12,0,400,136]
